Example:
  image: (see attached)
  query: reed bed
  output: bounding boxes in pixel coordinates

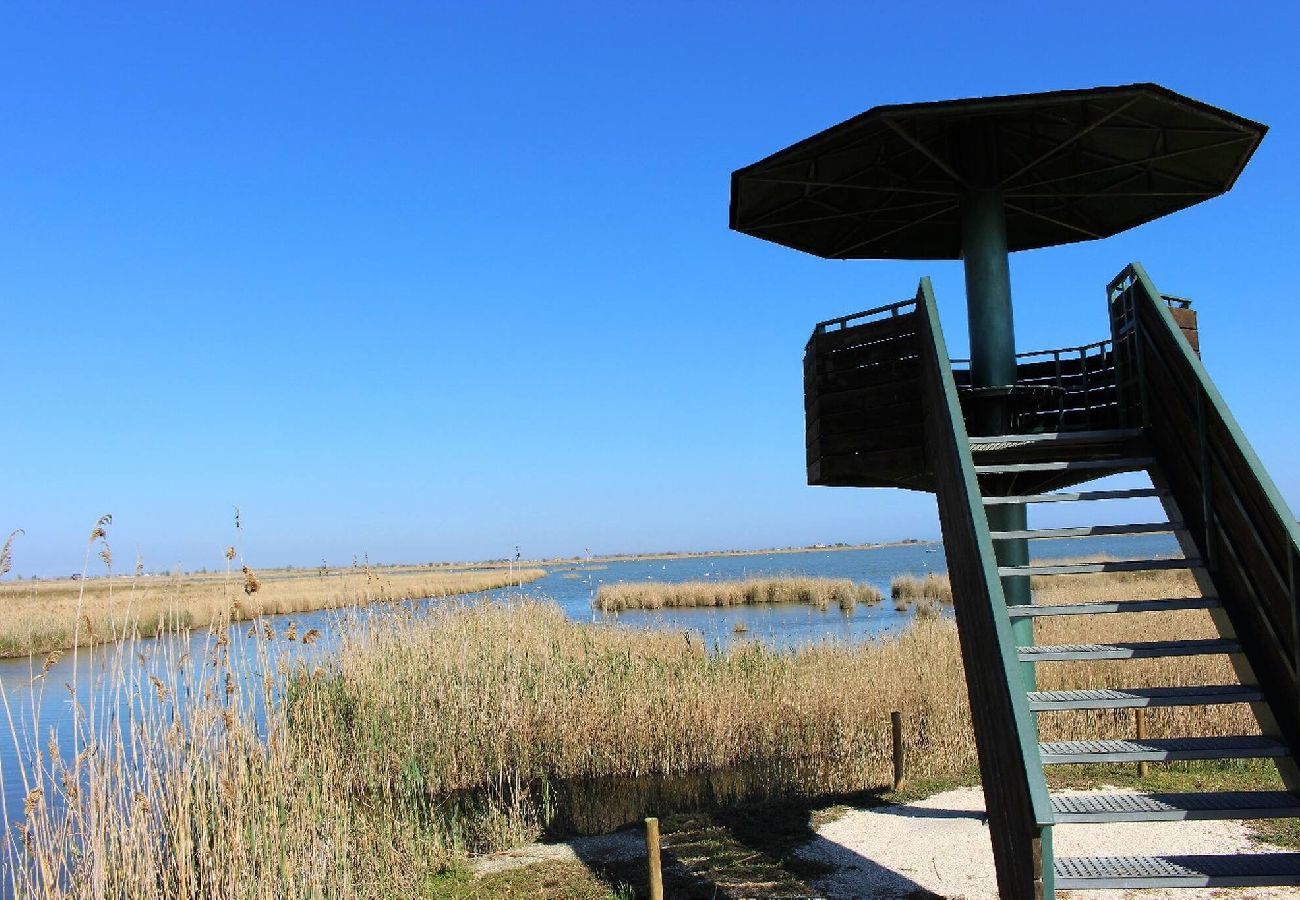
[594,576,883,612]
[5,564,1266,897]
[0,566,545,658]
[890,573,951,604]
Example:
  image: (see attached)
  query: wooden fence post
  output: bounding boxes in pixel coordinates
[892,711,907,792]
[645,817,663,900]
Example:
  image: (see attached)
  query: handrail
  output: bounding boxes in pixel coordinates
[949,337,1111,366]
[951,336,1118,435]
[812,298,918,335]
[914,277,1054,898]
[1109,262,1300,756]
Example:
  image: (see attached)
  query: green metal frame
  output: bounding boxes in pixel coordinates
[1109,262,1300,764]
[916,277,1055,899]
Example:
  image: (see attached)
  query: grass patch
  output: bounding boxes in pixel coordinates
[432,861,633,899]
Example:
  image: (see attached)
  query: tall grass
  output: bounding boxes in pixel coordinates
[594,576,883,612]
[0,566,546,658]
[890,573,951,604]
[4,563,1265,897]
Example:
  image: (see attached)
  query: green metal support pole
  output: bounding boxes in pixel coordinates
[960,185,1035,689]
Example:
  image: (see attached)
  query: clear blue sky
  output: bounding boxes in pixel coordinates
[5,2,1299,576]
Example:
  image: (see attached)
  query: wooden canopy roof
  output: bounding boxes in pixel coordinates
[730,84,1267,260]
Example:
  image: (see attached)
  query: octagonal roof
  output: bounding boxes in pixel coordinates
[730,83,1267,260]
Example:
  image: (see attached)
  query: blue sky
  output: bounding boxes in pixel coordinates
[4,2,1299,576]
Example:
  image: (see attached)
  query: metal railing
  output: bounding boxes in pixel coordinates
[951,339,1118,434]
[1109,262,1300,760]
[916,277,1055,898]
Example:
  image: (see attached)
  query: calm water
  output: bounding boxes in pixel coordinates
[0,533,1178,840]
[508,532,1178,650]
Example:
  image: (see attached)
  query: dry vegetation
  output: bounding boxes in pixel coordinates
[594,576,884,612]
[3,561,1267,897]
[0,565,546,658]
[889,572,951,603]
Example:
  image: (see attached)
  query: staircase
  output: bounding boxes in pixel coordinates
[973,426,1300,891]
[804,265,1300,896]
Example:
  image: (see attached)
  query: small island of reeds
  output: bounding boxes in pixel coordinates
[594,575,884,612]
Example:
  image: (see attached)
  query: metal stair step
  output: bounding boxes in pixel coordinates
[968,428,1143,447]
[1027,684,1262,711]
[1006,596,1220,617]
[1039,735,1288,764]
[1018,639,1240,661]
[1051,790,1300,823]
[989,522,1178,540]
[1055,853,1300,889]
[974,456,1154,474]
[983,487,1167,504]
[999,557,1200,577]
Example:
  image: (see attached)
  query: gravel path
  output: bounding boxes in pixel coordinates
[798,787,1300,899]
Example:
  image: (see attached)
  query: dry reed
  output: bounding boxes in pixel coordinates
[0,566,546,658]
[594,576,883,612]
[890,573,952,604]
[4,563,1268,897]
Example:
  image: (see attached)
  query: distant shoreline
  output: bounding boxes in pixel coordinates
[455,539,944,570]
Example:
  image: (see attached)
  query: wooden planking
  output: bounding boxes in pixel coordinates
[807,422,924,459]
[814,331,920,374]
[806,377,923,417]
[809,310,918,352]
[809,446,930,488]
[1169,306,1200,355]
[808,454,932,490]
[806,355,922,395]
[806,399,920,444]
[805,305,927,488]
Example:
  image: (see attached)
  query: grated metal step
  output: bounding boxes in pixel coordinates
[1051,790,1300,823]
[1055,853,1300,889]
[1006,596,1219,617]
[1018,639,1240,662]
[989,522,1177,540]
[968,428,1143,447]
[974,456,1153,474]
[1027,684,1262,711]
[1039,735,1288,765]
[999,557,1200,577]
[983,487,1167,504]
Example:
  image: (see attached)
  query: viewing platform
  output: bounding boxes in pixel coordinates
[804,290,1199,495]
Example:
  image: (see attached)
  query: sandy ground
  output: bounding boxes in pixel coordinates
[471,787,1300,898]
[799,787,1300,900]
[471,830,645,878]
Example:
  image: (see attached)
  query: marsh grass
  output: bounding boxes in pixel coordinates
[890,573,951,604]
[594,577,883,612]
[0,566,546,658]
[3,561,1272,897]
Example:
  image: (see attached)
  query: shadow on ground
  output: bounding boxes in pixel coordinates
[565,790,946,899]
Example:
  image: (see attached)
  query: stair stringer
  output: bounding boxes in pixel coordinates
[1151,460,1300,790]
[916,277,1056,900]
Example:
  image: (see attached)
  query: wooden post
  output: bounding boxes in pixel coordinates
[891,711,907,792]
[1136,708,1149,778]
[645,817,663,900]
